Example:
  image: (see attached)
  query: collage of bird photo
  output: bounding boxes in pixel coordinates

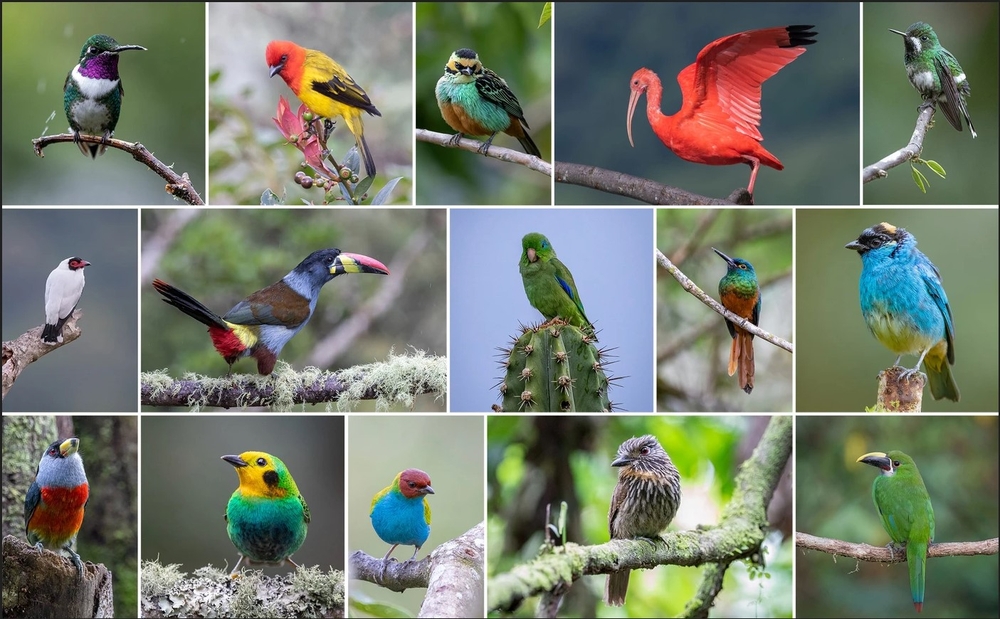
[1,2,997,618]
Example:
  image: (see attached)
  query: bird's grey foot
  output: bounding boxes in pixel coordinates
[69,550,84,576]
[448,132,465,147]
[478,133,498,156]
[899,367,926,383]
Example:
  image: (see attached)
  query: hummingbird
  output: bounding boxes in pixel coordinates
[889,22,976,138]
[64,34,146,158]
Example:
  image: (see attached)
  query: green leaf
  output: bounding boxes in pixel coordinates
[349,596,413,618]
[911,166,927,193]
[539,2,552,28]
[371,177,402,205]
[925,159,947,179]
[356,175,375,200]
[260,188,282,205]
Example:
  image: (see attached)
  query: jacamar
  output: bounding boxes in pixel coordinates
[64,34,146,158]
[845,222,959,401]
[713,247,759,394]
[889,22,976,138]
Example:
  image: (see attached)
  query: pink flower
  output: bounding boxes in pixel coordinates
[272,96,335,177]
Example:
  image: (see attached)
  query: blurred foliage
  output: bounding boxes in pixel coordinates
[863,2,998,204]
[554,3,859,205]
[208,2,412,205]
[796,209,998,412]
[487,415,792,618]
[1,2,205,205]
[416,2,551,205]
[350,416,485,618]
[140,208,446,412]
[657,209,793,412]
[796,416,999,618]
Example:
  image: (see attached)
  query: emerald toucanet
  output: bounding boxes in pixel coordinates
[519,232,596,339]
[858,450,935,613]
[152,248,389,375]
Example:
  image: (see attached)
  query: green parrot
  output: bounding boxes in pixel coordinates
[519,232,595,338]
[857,451,935,613]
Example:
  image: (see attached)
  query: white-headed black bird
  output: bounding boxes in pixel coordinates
[43,257,90,344]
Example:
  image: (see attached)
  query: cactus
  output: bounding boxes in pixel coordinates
[495,320,614,412]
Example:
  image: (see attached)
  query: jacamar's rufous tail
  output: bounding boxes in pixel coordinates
[713,247,760,394]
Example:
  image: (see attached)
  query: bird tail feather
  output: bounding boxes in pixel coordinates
[604,569,630,606]
[151,279,229,330]
[907,540,927,613]
[518,132,542,158]
[358,133,376,178]
[925,355,960,402]
[733,330,754,394]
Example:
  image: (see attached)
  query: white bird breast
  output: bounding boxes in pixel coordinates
[45,261,86,324]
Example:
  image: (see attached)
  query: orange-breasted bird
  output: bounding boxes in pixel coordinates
[266,40,382,177]
[24,437,90,576]
[152,248,389,375]
[627,25,817,200]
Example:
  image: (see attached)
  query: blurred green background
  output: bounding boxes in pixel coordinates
[208,2,412,205]
[1,2,205,205]
[140,208,446,412]
[2,209,138,412]
[555,3,859,205]
[488,415,792,618]
[349,415,484,617]
[796,415,999,618]
[415,2,551,205]
[657,209,793,412]
[796,209,998,412]
[141,416,344,575]
[863,2,998,205]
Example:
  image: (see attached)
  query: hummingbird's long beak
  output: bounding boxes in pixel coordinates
[888,28,906,37]
[114,44,147,53]
[712,247,738,268]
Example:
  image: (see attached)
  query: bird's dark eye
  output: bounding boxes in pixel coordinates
[281,54,288,63]
[408,481,416,488]
[893,460,900,467]
[739,264,747,270]
[871,239,882,247]
[640,446,650,455]
[88,46,97,54]
[49,448,57,455]
[920,36,928,41]
[257,457,267,466]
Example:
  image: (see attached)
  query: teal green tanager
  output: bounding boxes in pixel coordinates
[222,451,310,577]
[519,232,595,338]
[858,451,935,613]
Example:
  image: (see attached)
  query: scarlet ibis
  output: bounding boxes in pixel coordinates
[627,25,817,200]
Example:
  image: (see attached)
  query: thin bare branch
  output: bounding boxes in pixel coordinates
[2,311,83,401]
[862,105,933,183]
[555,161,748,205]
[416,128,551,176]
[795,532,998,562]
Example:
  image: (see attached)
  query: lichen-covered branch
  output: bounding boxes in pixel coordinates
[3,535,113,618]
[795,532,998,562]
[2,310,83,401]
[140,560,344,618]
[862,105,933,183]
[416,128,551,176]
[681,560,731,619]
[32,133,204,204]
[555,161,750,205]
[350,522,485,618]
[488,416,791,613]
[656,248,793,353]
[141,351,447,411]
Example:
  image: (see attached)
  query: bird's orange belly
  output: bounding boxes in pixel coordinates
[439,101,493,137]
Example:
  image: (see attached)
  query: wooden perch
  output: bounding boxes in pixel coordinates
[2,310,83,401]
[3,535,113,618]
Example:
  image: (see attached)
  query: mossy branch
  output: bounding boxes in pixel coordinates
[488,416,791,613]
[140,560,344,618]
[416,128,551,176]
[795,532,998,562]
[3,535,113,618]
[655,248,793,353]
[555,161,751,205]
[140,352,447,411]
[862,105,933,183]
[2,310,83,401]
[32,133,204,205]
[350,522,485,618]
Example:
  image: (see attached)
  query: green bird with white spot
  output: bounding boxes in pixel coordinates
[890,22,976,138]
